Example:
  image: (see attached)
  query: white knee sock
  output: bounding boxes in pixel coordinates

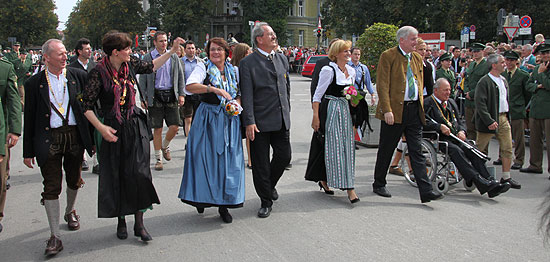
[502,171,511,180]
[65,188,78,215]
[44,199,60,237]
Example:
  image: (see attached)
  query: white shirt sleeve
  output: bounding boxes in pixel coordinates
[185,62,206,95]
[234,66,239,85]
[312,65,334,102]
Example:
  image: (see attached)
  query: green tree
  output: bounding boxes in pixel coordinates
[162,0,213,40]
[0,0,58,47]
[356,23,398,83]
[64,0,144,49]
[144,0,164,29]
[240,0,294,46]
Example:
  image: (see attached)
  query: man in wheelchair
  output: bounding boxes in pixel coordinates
[424,78,511,198]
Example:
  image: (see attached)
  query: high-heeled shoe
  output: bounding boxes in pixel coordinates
[134,226,153,241]
[349,197,360,204]
[116,218,127,240]
[318,182,334,195]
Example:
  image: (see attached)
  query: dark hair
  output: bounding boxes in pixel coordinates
[102,32,132,56]
[452,47,461,52]
[350,47,361,54]
[75,38,91,56]
[154,31,167,41]
[206,37,229,59]
[184,40,195,48]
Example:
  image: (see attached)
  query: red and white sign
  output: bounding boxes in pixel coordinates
[519,15,532,28]
[503,27,519,41]
[418,32,446,50]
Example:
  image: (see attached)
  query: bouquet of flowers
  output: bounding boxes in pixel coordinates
[342,85,364,105]
[224,99,243,116]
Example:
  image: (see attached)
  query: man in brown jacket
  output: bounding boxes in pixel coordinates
[373,26,443,203]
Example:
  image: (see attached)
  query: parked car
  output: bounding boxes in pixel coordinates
[301,55,328,78]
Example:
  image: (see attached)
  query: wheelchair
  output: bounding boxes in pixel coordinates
[398,131,477,194]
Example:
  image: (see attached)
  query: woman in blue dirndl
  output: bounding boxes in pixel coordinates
[178,37,244,223]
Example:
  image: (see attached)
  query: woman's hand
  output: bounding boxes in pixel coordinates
[212,87,233,100]
[99,124,118,143]
[312,115,320,131]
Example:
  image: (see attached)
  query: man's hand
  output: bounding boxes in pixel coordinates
[6,133,19,148]
[537,84,544,89]
[246,124,260,141]
[384,112,394,125]
[457,131,466,141]
[170,37,185,54]
[538,61,548,73]
[488,121,498,130]
[24,158,35,168]
[178,95,185,107]
[440,124,451,136]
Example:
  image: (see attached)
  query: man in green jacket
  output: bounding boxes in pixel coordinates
[501,51,534,170]
[0,58,22,233]
[12,50,32,108]
[475,54,521,189]
[522,43,550,175]
[464,43,489,140]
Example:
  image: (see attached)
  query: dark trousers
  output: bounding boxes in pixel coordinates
[373,101,433,194]
[40,126,84,200]
[440,140,492,194]
[250,128,291,208]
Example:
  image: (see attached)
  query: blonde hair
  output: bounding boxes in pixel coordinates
[535,34,545,43]
[328,40,352,61]
[231,43,251,67]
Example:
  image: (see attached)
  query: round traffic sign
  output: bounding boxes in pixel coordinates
[470,25,476,32]
[519,15,532,28]
[149,30,156,37]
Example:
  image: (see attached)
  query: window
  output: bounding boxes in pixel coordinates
[298,0,304,17]
[299,30,304,46]
[288,30,293,46]
[288,3,294,16]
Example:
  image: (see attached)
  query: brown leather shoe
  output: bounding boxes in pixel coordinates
[161,147,171,161]
[45,236,63,256]
[64,210,80,231]
[389,166,404,176]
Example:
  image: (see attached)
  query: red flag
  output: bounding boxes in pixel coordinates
[135,34,138,48]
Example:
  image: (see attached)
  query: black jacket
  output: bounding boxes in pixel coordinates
[23,67,94,166]
[424,96,465,137]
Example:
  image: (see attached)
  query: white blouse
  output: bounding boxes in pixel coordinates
[312,62,356,103]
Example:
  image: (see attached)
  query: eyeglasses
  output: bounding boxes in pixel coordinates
[209,48,225,53]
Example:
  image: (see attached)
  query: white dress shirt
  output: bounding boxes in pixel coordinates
[488,73,509,113]
[399,46,419,101]
[312,62,356,103]
[47,69,76,128]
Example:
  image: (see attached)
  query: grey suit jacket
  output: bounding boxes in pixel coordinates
[240,51,291,132]
[139,52,185,105]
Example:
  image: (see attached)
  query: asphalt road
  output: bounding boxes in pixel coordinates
[1,74,549,261]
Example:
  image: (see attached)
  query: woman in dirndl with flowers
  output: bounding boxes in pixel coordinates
[306,39,360,203]
[178,37,244,223]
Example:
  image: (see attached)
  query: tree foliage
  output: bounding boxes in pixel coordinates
[64,0,144,49]
[240,0,294,46]
[322,0,550,43]
[356,23,398,83]
[162,0,213,41]
[0,0,58,47]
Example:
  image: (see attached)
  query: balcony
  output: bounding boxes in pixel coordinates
[210,14,243,25]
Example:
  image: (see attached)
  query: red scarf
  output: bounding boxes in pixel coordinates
[96,56,136,123]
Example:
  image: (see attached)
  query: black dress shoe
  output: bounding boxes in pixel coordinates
[272,189,279,201]
[92,164,100,174]
[487,182,511,198]
[257,207,272,218]
[500,178,521,189]
[373,187,392,198]
[134,226,152,241]
[285,164,293,170]
[117,218,127,239]
[218,207,233,223]
[511,163,522,170]
[519,167,543,174]
[420,191,444,203]
[492,159,502,165]
[196,207,205,214]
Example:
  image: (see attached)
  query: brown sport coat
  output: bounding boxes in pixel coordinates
[375,46,425,124]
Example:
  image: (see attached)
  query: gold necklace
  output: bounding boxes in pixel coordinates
[45,67,67,114]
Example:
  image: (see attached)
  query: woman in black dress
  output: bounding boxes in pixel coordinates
[83,32,184,241]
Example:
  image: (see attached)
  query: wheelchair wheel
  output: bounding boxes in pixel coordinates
[434,176,450,194]
[446,162,461,185]
[463,179,476,192]
[402,139,438,187]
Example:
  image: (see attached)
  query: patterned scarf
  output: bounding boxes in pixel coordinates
[206,60,238,106]
[95,56,136,123]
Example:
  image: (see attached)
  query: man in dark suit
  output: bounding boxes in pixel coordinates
[372,26,443,203]
[424,78,510,198]
[68,38,96,172]
[240,22,291,218]
[23,39,94,256]
[67,38,96,73]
